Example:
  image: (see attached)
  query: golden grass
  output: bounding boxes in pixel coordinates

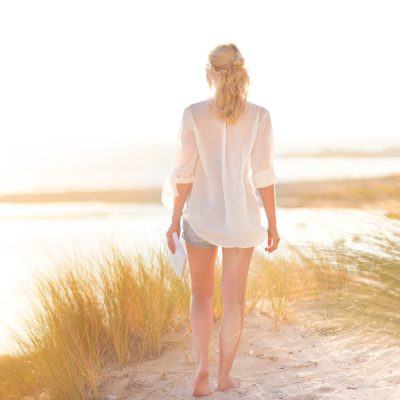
[382,199,400,219]
[15,263,107,400]
[0,353,39,398]
[1,225,399,399]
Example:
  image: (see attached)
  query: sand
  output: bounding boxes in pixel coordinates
[98,310,400,400]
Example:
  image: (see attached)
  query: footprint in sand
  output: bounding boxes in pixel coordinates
[248,349,279,361]
[315,385,335,393]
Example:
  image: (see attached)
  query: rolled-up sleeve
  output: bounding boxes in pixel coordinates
[250,107,277,188]
[161,106,199,209]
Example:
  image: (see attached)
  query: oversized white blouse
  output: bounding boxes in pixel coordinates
[161,99,277,248]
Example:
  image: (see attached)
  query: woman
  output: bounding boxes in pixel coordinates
[162,43,280,397]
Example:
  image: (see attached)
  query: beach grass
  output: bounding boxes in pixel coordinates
[298,228,400,340]
[1,222,399,399]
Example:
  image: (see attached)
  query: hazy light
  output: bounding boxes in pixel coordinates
[1,0,399,152]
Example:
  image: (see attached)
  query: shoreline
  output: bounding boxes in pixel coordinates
[0,174,399,208]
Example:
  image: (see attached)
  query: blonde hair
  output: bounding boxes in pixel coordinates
[206,43,250,125]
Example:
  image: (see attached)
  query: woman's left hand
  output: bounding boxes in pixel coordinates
[166,218,181,254]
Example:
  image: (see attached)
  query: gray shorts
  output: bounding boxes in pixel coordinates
[182,218,217,248]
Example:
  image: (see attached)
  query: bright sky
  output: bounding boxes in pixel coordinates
[1,0,399,154]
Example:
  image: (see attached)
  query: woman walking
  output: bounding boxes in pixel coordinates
[162,43,280,397]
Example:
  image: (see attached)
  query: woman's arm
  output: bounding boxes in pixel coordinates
[258,185,280,253]
[251,107,280,252]
[162,106,199,253]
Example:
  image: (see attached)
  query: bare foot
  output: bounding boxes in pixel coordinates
[216,376,240,392]
[192,368,211,397]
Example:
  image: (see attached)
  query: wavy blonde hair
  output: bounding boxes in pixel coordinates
[206,43,250,125]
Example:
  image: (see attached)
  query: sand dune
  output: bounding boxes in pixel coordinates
[98,310,400,399]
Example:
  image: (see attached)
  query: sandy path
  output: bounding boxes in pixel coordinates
[100,312,400,400]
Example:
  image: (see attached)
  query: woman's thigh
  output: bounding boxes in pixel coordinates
[185,242,218,296]
[221,247,255,301]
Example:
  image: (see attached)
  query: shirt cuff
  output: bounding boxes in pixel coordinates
[161,172,195,209]
[252,167,277,188]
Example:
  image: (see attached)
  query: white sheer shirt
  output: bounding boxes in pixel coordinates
[161,99,277,248]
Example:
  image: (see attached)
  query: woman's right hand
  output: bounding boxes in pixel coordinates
[166,218,181,253]
[266,226,280,253]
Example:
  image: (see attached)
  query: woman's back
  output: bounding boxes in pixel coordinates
[161,98,277,247]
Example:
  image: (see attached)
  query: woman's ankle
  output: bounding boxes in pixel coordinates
[217,372,229,383]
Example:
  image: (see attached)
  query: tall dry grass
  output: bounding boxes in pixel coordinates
[0,243,194,400]
[15,261,108,400]
[1,222,399,399]
[295,224,400,340]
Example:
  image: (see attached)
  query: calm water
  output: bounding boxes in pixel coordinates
[2,151,400,194]
[1,202,397,353]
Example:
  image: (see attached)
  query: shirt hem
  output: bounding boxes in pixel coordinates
[183,214,267,248]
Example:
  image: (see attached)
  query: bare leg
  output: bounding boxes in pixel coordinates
[185,241,218,397]
[217,246,254,392]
